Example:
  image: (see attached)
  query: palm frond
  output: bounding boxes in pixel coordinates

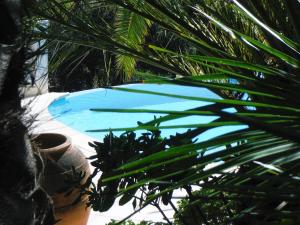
[114,4,152,80]
[31,0,300,223]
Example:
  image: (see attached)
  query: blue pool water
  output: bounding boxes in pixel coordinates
[48,83,247,142]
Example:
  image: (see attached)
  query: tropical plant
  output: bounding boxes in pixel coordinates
[43,3,118,91]
[106,219,167,225]
[113,1,151,80]
[174,188,239,225]
[48,44,115,91]
[32,0,300,224]
[0,1,54,224]
[85,126,202,224]
[35,0,181,91]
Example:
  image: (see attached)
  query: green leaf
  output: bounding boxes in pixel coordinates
[110,87,300,112]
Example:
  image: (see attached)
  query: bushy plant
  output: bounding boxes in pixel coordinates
[33,0,300,224]
[106,219,167,225]
[174,188,239,225]
[85,125,201,213]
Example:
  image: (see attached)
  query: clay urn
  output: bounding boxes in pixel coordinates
[33,133,91,225]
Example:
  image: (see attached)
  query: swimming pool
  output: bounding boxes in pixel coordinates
[48,83,246,142]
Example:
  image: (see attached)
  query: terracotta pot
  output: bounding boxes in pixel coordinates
[33,133,91,225]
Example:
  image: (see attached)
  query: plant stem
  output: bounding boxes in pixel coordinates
[169,200,190,225]
[153,202,173,225]
[185,187,210,225]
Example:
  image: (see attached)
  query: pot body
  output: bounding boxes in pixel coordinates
[33,133,91,225]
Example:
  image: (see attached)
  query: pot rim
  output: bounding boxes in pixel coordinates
[32,133,72,154]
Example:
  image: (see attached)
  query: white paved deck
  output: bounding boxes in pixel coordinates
[22,93,183,225]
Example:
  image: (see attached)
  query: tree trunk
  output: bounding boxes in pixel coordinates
[0,1,54,224]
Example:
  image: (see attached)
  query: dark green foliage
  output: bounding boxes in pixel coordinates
[46,4,118,91]
[174,189,239,225]
[106,219,167,225]
[85,126,201,213]
[0,1,54,224]
[48,47,116,92]
[33,0,197,90]
[33,0,300,224]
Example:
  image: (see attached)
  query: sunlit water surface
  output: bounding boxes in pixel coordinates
[48,84,247,147]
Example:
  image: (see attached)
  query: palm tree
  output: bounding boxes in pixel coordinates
[33,0,300,224]
[37,1,163,90]
[0,1,54,224]
[113,2,152,80]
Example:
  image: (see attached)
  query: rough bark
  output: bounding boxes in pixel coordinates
[0,1,54,224]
